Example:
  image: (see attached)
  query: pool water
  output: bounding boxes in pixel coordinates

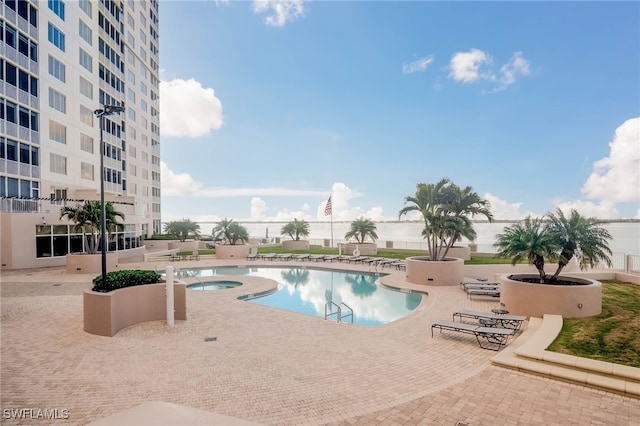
[177,266,423,326]
[186,280,242,291]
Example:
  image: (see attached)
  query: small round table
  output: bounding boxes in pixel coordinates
[479,318,498,327]
[491,308,509,315]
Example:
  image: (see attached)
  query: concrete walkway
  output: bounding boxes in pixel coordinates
[1,259,638,425]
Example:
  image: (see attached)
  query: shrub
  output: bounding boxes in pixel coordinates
[92,270,161,292]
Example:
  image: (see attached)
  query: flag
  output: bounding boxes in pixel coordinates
[324,195,332,216]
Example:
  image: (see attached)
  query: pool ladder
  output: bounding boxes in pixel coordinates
[324,301,353,323]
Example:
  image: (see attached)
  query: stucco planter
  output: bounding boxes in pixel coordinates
[282,240,310,250]
[500,274,602,318]
[344,242,378,256]
[215,244,250,259]
[405,256,464,286]
[168,241,199,251]
[83,282,187,337]
[66,252,118,274]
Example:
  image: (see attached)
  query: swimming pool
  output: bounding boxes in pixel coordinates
[177,266,423,326]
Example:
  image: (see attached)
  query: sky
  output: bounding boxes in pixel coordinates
[158,0,640,224]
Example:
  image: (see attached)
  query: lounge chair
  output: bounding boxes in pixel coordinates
[466,288,500,298]
[431,320,515,351]
[190,250,200,261]
[292,254,310,261]
[453,310,527,330]
[170,252,180,261]
[247,248,259,260]
[461,281,500,290]
[322,255,340,262]
[261,253,277,260]
[309,255,326,262]
[276,253,293,261]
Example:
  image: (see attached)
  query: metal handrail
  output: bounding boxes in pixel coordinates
[324,300,341,322]
[339,302,353,323]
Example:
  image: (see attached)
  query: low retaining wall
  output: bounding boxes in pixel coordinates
[282,240,310,250]
[84,283,186,336]
[66,253,118,274]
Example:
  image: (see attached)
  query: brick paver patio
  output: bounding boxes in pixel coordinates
[1,260,638,425]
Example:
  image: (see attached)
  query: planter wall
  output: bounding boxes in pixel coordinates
[66,252,118,274]
[500,274,602,318]
[405,256,464,286]
[282,240,310,250]
[215,244,250,259]
[343,242,378,256]
[84,283,186,336]
[168,241,199,251]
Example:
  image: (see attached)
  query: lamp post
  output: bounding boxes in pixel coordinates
[94,104,125,292]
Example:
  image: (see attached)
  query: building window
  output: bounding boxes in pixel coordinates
[49,120,66,144]
[79,76,93,99]
[79,47,93,72]
[79,0,92,17]
[80,133,93,153]
[80,105,93,126]
[47,23,65,52]
[79,19,92,45]
[48,88,66,113]
[48,0,65,20]
[81,162,94,180]
[48,55,66,82]
[50,153,67,175]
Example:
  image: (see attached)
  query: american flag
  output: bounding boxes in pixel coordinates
[324,195,332,216]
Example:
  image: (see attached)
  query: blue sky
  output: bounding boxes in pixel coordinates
[158,0,640,223]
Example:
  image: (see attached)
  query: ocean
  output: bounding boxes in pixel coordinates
[194,221,640,256]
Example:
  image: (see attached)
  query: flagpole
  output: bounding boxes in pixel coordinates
[330,210,333,249]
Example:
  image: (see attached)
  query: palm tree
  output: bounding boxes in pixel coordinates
[494,216,560,281]
[213,218,250,245]
[280,219,310,241]
[164,218,200,242]
[60,201,125,254]
[546,208,613,279]
[344,217,378,243]
[399,178,492,261]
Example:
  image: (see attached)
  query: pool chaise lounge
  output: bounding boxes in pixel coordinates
[431,320,515,351]
[453,310,527,330]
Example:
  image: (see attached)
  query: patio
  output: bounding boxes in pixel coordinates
[1,259,638,425]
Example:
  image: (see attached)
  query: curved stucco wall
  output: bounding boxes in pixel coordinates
[405,257,464,286]
[500,274,602,318]
[66,252,118,274]
[215,244,250,259]
[84,283,187,336]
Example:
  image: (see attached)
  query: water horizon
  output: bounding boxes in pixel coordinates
[188,220,640,256]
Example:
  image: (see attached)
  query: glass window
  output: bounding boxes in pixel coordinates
[48,0,65,20]
[31,146,39,166]
[79,19,92,45]
[47,23,65,52]
[49,120,66,144]
[6,62,17,86]
[49,88,66,113]
[19,143,30,164]
[48,55,66,82]
[80,133,93,153]
[18,107,29,128]
[5,24,16,48]
[6,101,17,123]
[18,69,30,92]
[79,47,93,72]
[36,236,53,258]
[7,139,17,161]
[50,153,67,175]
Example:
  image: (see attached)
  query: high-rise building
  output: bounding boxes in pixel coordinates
[1,0,161,269]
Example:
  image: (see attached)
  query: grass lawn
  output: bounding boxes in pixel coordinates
[548,280,640,368]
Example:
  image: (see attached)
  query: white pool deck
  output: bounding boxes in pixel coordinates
[1,257,639,425]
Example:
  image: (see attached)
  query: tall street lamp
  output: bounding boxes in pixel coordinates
[94,104,125,292]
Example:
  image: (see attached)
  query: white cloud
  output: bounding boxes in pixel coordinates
[161,162,326,198]
[402,55,435,74]
[252,0,306,27]
[250,197,269,220]
[159,78,223,138]
[553,200,620,219]
[581,117,640,203]
[161,161,204,196]
[494,51,530,92]
[482,192,529,220]
[448,49,493,83]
